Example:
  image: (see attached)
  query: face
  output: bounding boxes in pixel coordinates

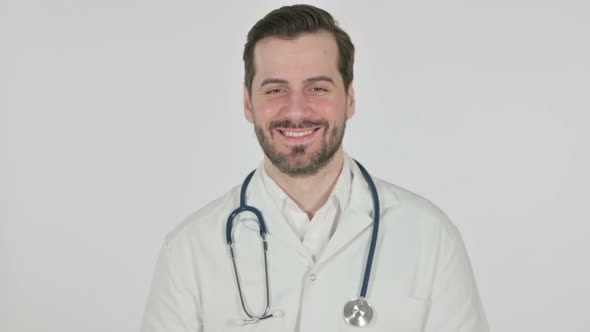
[244,31,355,177]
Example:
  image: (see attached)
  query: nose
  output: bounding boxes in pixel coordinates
[282,90,311,121]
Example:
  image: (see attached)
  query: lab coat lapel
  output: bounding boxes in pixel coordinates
[315,160,373,267]
[242,167,315,266]
[316,158,397,267]
[317,208,373,268]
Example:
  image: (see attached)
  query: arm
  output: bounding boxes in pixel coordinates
[423,225,490,332]
[141,237,203,332]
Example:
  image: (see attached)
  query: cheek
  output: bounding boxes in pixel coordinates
[311,99,345,120]
[254,100,283,121]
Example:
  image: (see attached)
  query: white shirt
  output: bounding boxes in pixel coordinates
[260,158,351,261]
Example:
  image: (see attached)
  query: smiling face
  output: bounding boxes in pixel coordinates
[244,30,355,177]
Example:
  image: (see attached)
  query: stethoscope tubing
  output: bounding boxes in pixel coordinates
[352,160,380,299]
[225,159,380,323]
[225,170,267,245]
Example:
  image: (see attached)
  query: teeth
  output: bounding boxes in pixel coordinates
[283,129,314,137]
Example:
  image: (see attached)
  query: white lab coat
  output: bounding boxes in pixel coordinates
[141,157,489,332]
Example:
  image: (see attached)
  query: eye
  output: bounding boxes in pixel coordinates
[310,87,329,94]
[265,88,284,95]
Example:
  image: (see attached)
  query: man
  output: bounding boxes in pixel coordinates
[141,4,489,331]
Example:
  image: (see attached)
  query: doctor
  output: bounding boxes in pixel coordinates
[141,4,489,332]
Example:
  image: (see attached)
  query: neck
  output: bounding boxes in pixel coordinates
[265,149,345,219]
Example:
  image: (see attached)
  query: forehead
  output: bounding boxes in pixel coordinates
[253,30,340,82]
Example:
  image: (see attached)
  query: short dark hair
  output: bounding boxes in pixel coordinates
[243,4,355,96]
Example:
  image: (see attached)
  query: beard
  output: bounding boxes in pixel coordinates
[254,117,346,177]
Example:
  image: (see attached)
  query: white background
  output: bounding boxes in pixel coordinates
[1,0,588,331]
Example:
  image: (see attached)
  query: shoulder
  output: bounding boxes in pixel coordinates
[373,176,460,238]
[164,185,241,247]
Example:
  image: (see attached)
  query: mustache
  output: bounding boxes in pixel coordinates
[269,119,328,130]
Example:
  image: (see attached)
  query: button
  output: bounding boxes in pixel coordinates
[310,274,317,281]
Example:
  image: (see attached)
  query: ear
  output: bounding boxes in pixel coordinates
[244,85,254,124]
[346,83,356,119]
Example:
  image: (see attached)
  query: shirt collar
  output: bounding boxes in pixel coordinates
[259,155,352,212]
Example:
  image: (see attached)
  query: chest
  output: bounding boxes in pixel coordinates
[194,217,432,331]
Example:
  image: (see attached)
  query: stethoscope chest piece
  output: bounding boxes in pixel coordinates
[343,298,374,327]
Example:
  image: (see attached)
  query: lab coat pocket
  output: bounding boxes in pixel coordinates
[376,295,428,331]
[365,284,429,332]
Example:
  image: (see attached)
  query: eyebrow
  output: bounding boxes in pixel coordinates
[259,78,288,89]
[259,75,336,89]
[304,75,335,86]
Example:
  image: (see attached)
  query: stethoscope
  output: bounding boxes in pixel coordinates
[225,160,380,327]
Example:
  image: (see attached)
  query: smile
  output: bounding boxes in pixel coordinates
[281,129,315,137]
[275,127,322,143]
